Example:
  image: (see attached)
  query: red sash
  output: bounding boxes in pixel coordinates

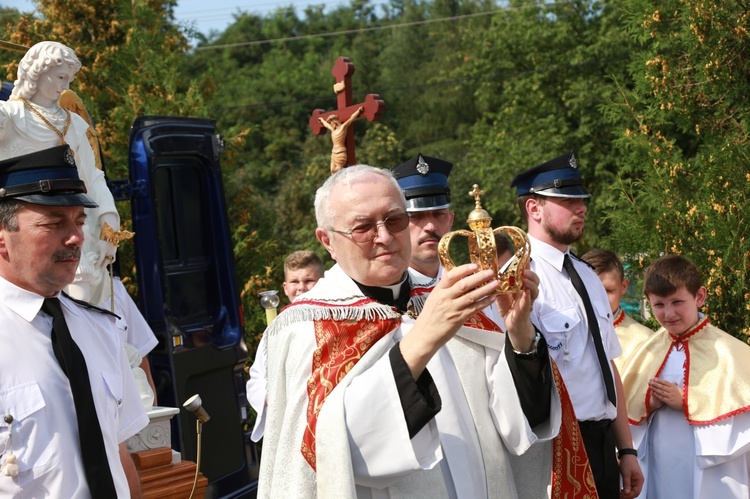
[301,316,401,470]
[464,309,503,332]
[551,361,599,498]
[411,282,501,334]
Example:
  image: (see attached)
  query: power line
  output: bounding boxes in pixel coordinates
[195,8,505,50]
[179,0,386,16]
[194,0,577,51]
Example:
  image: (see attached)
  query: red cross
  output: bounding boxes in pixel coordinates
[309,57,385,167]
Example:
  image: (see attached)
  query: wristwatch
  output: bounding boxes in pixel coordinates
[513,330,541,359]
[618,448,638,459]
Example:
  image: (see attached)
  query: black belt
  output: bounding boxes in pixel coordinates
[578,419,613,431]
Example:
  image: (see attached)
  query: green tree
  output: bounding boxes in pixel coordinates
[602,0,750,338]
[456,0,636,249]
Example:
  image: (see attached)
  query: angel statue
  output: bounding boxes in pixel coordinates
[0,41,120,305]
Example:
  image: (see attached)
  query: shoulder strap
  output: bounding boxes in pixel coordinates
[62,291,121,320]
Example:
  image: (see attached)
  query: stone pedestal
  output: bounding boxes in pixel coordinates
[127,407,207,498]
[126,406,180,462]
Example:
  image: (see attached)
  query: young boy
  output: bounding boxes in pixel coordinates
[281,250,325,303]
[247,250,325,442]
[581,249,653,372]
[620,254,750,499]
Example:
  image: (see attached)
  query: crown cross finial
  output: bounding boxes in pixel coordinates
[469,184,485,209]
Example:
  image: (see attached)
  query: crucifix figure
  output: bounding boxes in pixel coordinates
[309,56,385,174]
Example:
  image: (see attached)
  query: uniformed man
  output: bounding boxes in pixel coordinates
[392,153,455,281]
[511,151,643,499]
[0,145,148,497]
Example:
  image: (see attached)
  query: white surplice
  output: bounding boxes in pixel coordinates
[258,264,560,498]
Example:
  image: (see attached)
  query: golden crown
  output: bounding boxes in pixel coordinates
[438,184,531,294]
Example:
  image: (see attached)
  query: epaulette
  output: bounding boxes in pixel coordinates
[62,291,121,320]
[569,252,596,271]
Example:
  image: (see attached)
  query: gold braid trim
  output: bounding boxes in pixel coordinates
[16,98,71,148]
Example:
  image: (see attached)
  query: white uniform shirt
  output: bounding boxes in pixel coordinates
[111,277,158,358]
[528,234,621,421]
[0,277,149,498]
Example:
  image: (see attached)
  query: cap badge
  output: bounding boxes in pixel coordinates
[416,155,430,175]
[568,153,578,169]
[63,148,75,167]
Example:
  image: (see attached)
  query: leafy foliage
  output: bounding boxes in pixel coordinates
[602,0,750,337]
[454,0,637,250]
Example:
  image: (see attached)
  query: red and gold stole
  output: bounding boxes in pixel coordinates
[551,361,599,498]
[464,309,502,332]
[301,313,401,470]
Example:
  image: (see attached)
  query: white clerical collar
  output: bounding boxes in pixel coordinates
[387,274,409,300]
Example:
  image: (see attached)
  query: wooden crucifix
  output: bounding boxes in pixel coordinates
[309,56,385,174]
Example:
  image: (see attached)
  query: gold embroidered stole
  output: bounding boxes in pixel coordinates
[301,315,400,470]
[551,361,599,498]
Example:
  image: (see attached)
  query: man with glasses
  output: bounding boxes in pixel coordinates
[258,165,561,498]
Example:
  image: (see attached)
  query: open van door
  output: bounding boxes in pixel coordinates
[126,116,258,497]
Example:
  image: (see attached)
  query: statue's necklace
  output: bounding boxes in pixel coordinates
[19,98,71,147]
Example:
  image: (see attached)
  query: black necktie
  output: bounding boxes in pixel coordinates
[562,254,617,407]
[42,297,117,497]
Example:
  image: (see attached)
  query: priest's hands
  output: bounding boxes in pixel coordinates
[400,264,498,379]
[495,268,539,353]
[648,378,684,411]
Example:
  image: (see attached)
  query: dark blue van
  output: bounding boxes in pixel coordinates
[123,116,258,497]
